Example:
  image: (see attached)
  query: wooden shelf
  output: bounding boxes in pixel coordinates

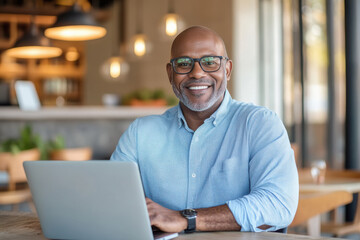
[0,43,85,105]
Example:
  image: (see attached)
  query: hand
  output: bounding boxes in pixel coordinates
[146,198,187,232]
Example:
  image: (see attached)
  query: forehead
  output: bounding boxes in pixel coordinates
[171,29,225,58]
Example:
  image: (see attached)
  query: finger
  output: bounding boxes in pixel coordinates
[148,210,159,226]
[146,198,153,205]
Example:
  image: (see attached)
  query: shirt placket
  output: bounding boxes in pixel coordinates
[186,131,201,208]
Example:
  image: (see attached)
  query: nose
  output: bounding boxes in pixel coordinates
[188,61,207,79]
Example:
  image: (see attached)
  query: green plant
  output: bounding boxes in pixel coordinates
[47,135,65,151]
[0,125,66,160]
[0,125,42,154]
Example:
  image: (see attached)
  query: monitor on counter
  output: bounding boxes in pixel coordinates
[15,80,41,111]
[0,82,11,106]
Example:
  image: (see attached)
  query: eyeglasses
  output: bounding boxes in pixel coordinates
[170,56,229,74]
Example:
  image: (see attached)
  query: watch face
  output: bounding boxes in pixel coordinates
[182,209,197,217]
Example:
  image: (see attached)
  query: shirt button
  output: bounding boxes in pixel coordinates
[194,137,199,142]
[192,173,196,178]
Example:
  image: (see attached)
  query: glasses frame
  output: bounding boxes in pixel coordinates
[170,55,229,74]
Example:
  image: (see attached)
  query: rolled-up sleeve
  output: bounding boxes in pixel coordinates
[227,109,299,232]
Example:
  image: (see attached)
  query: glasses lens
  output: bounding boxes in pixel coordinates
[200,56,221,72]
[173,57,193,73]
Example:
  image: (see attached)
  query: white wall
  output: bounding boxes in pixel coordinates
[232,0,260,105]
[232,0,283,118]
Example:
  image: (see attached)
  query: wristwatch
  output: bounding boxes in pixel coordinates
[180,209,197,233]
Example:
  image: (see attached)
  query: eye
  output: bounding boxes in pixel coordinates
[201,57,217,66]
[175,58,192,68]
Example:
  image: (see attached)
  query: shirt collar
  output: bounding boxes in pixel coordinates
[207,89,232,126]
[176,90,232,128]
[177,105,186,128]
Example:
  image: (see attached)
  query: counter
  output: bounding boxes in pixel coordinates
[0,106,169,159]
[0,106,168,120]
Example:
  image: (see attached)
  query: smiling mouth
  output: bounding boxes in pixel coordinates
[187,86,210,90]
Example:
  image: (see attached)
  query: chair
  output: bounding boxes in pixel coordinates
[318,170,360,237]
[0,149,39,211]
[296,168,360,236]
[289,190,353,236]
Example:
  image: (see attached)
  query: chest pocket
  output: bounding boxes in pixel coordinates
[199,157,249,206]
[209,157,245,185]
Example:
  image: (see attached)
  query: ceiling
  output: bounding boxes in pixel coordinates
[0,0,117,50]
[0,0,115,16]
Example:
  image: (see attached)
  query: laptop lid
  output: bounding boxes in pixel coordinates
[24,161,173,240]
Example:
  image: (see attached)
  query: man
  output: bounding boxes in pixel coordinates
[111,26,298,233]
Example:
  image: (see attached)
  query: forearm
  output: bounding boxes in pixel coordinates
[196,204,241,231]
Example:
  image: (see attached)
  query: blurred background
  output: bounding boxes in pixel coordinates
[0,0,358,172]
[2,0,360,238]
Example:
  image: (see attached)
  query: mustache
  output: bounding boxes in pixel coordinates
[180,79,215,88]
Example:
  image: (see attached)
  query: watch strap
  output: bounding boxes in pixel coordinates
[184,215,196,233]
[181,209,197,233]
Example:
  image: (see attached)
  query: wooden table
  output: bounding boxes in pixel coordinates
[0,211,345,240]
[299,169,360,237]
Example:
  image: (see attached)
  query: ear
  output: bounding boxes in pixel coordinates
[166,63,173,84]
[225,60,233,81]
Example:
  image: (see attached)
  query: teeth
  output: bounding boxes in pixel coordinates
[188,86,209,90]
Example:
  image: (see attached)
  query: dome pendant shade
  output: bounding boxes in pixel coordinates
[5,23,62,59]
[45,4,107,41]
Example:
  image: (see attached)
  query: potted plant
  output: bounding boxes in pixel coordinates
[48,135,92,161]
[122,89,178,107]
[0,125,41,190]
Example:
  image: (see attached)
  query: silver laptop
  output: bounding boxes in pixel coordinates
[24,161,178,240]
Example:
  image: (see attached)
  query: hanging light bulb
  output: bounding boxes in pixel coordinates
[5,22,62,59]
[159,0,185,39]
[101,56,129,81]
[100,0,129,82]
[45,3,106,41]
[130,33,152,58]
[133,34,147,57]
[110,60,120,78]
[165,13,178,36]
[65,47,79,61]
[129,0,152,58]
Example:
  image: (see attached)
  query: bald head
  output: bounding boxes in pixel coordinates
[170,26,228,59]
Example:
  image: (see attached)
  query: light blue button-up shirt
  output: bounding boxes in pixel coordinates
[110,90,299,232]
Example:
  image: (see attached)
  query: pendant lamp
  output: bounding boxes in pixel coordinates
[130,0,151,57]
[44,3,106,41]
[101,56,129,81]
[100,0,129,81]
[160,0,185,38]
[132,33,150,57]
[5,21,62,59]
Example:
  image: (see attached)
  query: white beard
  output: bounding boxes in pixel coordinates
[171,70,227,112]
